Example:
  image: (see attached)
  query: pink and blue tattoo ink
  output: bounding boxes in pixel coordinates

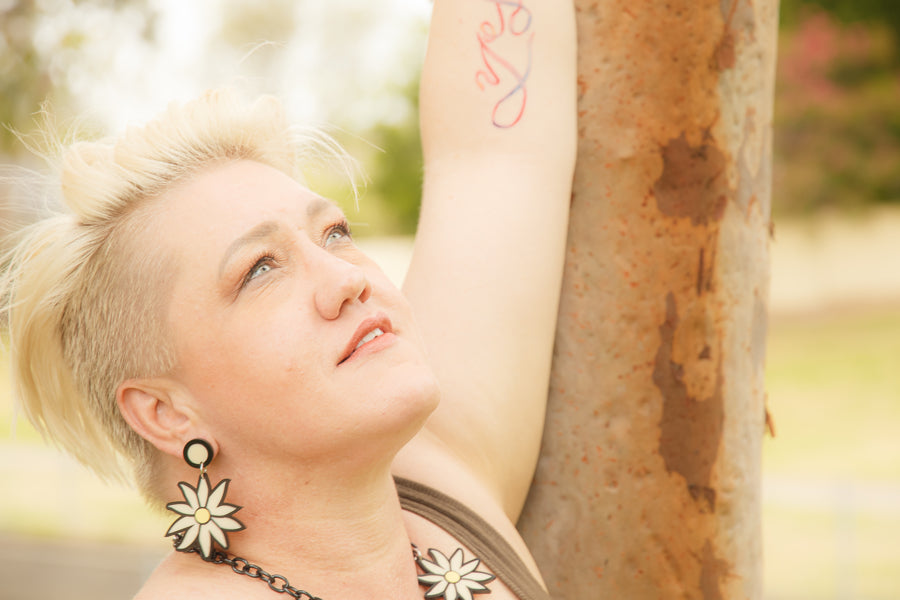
[475,0,534,129]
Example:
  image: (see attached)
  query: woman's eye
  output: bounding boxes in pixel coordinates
[324,224,351,246]
[244,258,274,285]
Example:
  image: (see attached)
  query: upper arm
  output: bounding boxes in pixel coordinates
[396,0,577,517]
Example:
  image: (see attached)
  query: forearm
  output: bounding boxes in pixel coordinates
[420,0,577,167]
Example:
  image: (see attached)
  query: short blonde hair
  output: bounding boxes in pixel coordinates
[1,90,353,500]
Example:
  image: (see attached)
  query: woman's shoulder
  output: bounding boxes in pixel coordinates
[131,552,271,600]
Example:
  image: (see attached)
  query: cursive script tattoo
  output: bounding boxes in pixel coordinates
[475,0,534,129]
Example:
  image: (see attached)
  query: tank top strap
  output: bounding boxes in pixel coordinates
[394,476,552,600]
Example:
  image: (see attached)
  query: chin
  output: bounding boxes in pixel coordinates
[391,362,441,426]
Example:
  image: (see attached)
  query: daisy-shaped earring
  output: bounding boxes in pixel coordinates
[416,547,495,600]
[165,438,245,559]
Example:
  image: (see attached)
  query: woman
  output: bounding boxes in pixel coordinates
[1,1,576,598]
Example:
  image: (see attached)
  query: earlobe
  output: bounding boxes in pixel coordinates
[117,380,204,459]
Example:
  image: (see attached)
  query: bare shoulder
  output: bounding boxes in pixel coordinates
[133,553,264,600]
[131,554,200,600]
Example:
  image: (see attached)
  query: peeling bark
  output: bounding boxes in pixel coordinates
[517,1,779,598]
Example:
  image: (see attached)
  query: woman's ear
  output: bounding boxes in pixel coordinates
[116,379,211,459]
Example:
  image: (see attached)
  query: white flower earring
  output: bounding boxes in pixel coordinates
[165,438,245,558]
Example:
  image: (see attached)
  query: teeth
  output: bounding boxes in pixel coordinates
[355,328,384,350]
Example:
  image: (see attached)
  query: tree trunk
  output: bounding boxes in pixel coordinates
[517,1,779,599]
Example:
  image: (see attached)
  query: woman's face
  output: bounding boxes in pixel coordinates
[151,160,439,471]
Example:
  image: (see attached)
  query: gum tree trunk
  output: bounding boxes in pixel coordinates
[517,1,779,599]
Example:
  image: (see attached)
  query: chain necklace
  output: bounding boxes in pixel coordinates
[171,531,326,599]
[171,532,430,599]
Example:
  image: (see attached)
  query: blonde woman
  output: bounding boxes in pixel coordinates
[1,1,576,598]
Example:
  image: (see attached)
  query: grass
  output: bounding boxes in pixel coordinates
[764,307,900,481]
[764,502,900,600]
[762,306,900,599]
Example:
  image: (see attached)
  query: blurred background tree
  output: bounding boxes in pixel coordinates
[0,0,157,156]
[0,0,426,236]
[0,0,157,238]
[775,0,900,215]
[337,78,423,236]
[780,0,900,40]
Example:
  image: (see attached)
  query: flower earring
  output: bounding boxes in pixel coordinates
[165,438,245,559]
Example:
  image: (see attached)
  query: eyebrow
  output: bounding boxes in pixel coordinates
[307,197,335,219]
[218,220,282,278]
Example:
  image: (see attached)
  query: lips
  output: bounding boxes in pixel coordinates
[338,312,394,365]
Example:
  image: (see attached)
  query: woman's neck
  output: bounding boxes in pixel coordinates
[159,461,422,599]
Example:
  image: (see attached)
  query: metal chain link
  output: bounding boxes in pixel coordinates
[171,532,324,600]
[171,533,423,598]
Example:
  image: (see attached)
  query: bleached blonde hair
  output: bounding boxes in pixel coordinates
[1,89,355,501]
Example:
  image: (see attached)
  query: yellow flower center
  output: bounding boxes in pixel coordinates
[444,571,461,584]
[194,507,211,524]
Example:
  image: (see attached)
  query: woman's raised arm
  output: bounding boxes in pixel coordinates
[398,0,577,519]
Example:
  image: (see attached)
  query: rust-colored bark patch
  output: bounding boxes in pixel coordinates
[689,484,718,514]
[714,30,736,70]
[700,540,729,600]
[653,293,725,502]
[653,133,729,226]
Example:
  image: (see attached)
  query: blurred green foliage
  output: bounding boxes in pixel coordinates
[0,1,52,155]
[0,0,156,157]
[0,0,425,234]
[0,0,156,241]
[781,0,900,46]
[345,80,423,236]
[774,1,900,214]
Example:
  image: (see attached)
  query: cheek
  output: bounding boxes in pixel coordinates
[183,330,329,448]
[173,301,319,402]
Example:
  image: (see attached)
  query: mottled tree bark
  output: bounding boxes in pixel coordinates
[517,1,779,599]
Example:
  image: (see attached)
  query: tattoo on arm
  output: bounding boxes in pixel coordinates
[475,0,534,129]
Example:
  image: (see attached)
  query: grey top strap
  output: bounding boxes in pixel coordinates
[395,476,552,600]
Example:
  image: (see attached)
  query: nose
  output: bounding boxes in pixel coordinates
[311,249,372,320]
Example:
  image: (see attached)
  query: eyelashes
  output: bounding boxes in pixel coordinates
[324,219,353,246]
[241,252,278,287]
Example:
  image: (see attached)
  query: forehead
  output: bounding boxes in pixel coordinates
[162,160,332,224]
[150,160,341,252]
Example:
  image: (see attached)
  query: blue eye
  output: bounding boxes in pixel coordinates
[324,222,352,246]
[243,256,275,287]
[249,262,272,279]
